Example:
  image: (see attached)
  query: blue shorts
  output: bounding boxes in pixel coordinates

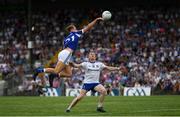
[82,83,99,92]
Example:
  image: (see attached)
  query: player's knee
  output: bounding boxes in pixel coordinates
[77,95,85,100]
[69,71,72,76]
[101,89,107,95]
[67,71,72,77]
[64,72,72,77]
[54,69,60,74]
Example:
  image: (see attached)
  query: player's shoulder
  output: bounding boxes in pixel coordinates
[95,61,104,65]
[81,61,88,65]
[65,32,73,38]
[74,29,83,34]
[72,30,83,37]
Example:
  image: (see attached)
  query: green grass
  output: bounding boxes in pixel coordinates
[0,96,180,116]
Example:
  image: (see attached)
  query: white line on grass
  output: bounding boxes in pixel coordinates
[134,108,180,113]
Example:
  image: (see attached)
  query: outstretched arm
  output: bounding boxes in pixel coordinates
[104,66,120,71]
[69,62,82,68]
[82,17,103,33]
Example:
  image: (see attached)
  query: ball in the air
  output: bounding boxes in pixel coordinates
[102,11,112,20]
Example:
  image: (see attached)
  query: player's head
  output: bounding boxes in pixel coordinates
[88,51,96,62]
[66,24,77,32]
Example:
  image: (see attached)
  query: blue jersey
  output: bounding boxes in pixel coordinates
[63,30,83,51]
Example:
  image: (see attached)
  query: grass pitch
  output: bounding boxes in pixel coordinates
[0,96,180,116]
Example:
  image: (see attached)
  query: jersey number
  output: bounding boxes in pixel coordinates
[71,36,75,41]
[66,36,74,42]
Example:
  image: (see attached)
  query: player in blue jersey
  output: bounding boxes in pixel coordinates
[33,17,103,80]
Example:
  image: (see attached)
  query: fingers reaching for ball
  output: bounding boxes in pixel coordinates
[96,17,104,21]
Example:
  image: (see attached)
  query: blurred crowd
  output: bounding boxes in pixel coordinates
[0,7,179,95]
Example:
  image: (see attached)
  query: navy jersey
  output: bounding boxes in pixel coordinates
[63,30,83,51]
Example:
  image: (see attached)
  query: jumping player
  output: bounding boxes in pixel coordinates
[66,52,121,113]
[33,17,103,80]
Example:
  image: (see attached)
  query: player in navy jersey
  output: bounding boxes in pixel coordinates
[33,17,103,80]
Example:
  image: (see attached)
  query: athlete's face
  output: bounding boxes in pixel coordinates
[88,52,96,62]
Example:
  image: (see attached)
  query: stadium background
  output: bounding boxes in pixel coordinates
[0,0,179,97]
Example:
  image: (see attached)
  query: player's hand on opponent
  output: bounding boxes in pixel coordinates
[69,62,74,67]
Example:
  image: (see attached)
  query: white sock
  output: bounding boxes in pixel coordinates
[98,102,103,107]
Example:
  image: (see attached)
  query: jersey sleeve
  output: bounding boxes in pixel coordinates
[73,30,84,39]
[77,30,83,34]
[81,62,87,69]
[81,29,85,34]
[100,62,107,70]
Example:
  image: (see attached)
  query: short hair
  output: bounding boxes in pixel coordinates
[88,51,96,56]
[65,24,75,32]
[89,49,96,53]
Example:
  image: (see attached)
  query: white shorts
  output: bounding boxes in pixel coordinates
[58,49,72,65]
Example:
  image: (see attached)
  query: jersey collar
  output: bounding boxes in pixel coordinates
[89,61,96,63]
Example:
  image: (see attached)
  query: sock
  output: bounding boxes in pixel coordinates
[98,102,103,108]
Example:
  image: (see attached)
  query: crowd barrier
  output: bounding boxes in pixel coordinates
[124,87,151,96]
